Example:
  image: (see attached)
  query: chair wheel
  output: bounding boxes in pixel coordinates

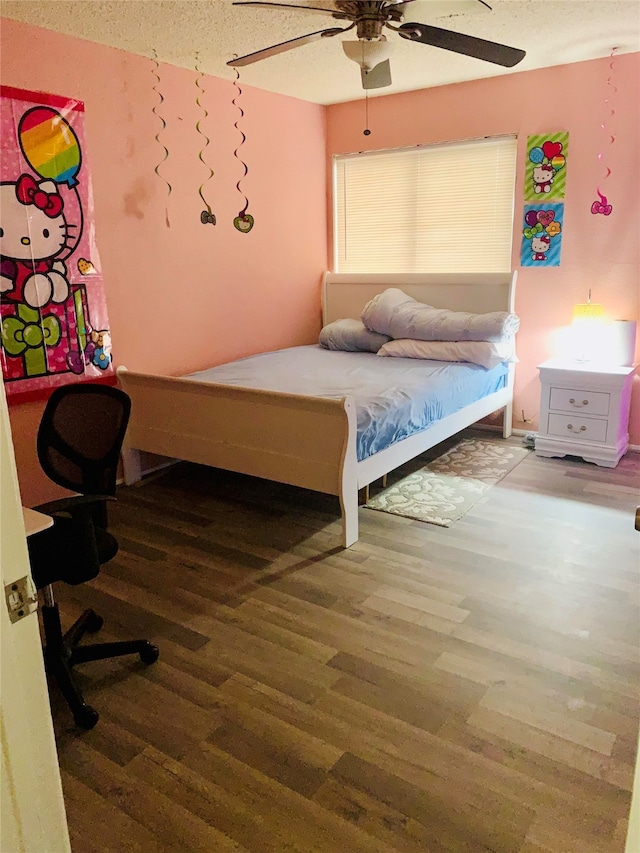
[139,642,159,665]
[86,610,104,632]
[74,704,99,730]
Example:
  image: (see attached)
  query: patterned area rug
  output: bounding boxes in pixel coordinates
[365,437,530,527]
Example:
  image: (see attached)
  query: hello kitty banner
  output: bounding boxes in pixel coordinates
[1,85,114,402]
[520,132,568,268]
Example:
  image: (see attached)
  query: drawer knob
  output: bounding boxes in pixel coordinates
[567,424,587,433]
[568,398,589,407]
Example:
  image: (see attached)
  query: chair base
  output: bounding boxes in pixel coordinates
[41,602,159,729]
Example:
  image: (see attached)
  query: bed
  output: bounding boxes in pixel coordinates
[117,271,517,548]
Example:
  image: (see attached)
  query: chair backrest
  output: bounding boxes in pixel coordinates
[37,384,131,498]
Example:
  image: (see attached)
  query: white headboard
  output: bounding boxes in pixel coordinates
[322,271,517,326]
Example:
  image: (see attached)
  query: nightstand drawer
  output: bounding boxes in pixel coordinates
[547,413,608,443]
[549,387,610,416]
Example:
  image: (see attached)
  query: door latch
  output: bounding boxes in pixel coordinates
[4,575,38,624]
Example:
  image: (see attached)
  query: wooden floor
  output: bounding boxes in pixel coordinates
[50,430,640,853]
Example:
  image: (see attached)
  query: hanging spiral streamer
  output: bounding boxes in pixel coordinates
[150,48,171,227]
[231,62,254,233]
[591,47,617,216]
[195,52,216,225]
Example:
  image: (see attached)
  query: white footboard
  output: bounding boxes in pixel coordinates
[116,367,360,547]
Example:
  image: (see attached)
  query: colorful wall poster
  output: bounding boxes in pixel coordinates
[1,85,114,402]
[524,132,569,202]
[520,203,564,267]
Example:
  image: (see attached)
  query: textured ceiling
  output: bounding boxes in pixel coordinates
[1,0,639,104]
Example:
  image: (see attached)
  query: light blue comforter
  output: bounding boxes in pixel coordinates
[188,346,508,461]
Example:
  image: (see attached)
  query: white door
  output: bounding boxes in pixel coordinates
[0,378,71,853]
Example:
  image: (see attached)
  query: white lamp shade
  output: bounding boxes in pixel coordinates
[342,37,392,71]
[610,320,637,366]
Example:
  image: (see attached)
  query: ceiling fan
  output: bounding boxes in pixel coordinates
[227,1,526,91]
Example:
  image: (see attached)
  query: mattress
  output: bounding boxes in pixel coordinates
[188,345,508,461]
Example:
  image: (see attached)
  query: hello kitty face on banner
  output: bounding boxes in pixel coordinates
[0,174,77,308]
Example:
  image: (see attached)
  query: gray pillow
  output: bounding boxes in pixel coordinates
[319,318,391,353]
[362,287,520,342]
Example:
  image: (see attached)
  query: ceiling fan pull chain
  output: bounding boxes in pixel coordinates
[362,39,371,131]
[231,63,254,233]
[364,89,371,137]
[363,38,370,135]
[194,52,216,226]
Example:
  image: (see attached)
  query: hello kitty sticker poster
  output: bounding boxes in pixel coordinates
[519,203,564,268]
[0,85,114,401]
[524,133,568,202]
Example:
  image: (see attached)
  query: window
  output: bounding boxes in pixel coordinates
[333,135,517,274]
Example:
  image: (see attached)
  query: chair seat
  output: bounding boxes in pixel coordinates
[28,514,118,589]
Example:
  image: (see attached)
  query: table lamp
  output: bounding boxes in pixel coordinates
[572,290,605,362]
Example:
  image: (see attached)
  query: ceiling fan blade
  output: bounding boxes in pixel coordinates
[232,2,339,13]
[362,59,392,90]
[398,22,525,67]
[227,26,348,67]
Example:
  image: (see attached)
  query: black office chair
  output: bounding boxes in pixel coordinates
[27,383,159,729]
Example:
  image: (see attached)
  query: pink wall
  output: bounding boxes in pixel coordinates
[1,17,328,505]
[2,15,638,507]
[326,53,640,445]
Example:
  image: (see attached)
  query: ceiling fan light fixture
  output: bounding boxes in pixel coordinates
[342,36,392,71]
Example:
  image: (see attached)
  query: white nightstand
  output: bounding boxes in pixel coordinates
[536,359,637,468]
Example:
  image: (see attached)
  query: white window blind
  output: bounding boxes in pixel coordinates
[334,136,517,273]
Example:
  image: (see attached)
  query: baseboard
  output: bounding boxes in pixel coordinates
[472,423,532,438]
[117,457,178,486]
[478,426,640,451]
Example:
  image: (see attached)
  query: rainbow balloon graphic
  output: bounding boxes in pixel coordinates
[18,106,82,187]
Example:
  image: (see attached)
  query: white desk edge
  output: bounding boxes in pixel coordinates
[22,507,53,537]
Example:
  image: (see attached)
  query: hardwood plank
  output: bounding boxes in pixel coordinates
[59,740,248,851]
[312,774,493,853]
[359,594,460,633]
[60,771,168,853]
[330,751,533,853]
[180,740,404,853]
[127,746,316,853]
[437,715,632,821]
[369,584,471,620]
[477,689,617,755]
[466,706,634,791]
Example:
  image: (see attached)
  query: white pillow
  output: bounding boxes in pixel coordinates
[377,339,517,369]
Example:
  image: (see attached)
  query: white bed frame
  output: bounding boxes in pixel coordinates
[117,271,517,548]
